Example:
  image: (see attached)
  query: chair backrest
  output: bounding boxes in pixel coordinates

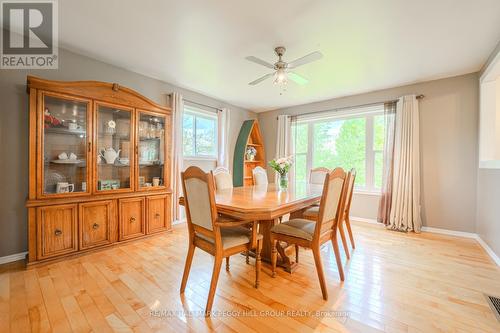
[252,166,268,185]
[309,167,330,185]
[315,168,347,237]
[213,167,233,190]
[181,166,218,237]
[344,169,356,217]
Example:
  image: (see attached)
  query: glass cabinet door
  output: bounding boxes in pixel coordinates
[42,94,90,196]
[96,103,133,192]
[137,111,166,190]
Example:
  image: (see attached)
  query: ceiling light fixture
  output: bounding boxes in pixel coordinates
[274,68,287,85]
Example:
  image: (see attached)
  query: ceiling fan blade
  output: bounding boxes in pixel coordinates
[248,73,274,85]
[288,51,323,69]
[288,72,309,85]
[245,56,275,69]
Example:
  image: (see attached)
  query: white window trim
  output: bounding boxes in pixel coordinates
[183,105,218,159]
[293,105,384,194]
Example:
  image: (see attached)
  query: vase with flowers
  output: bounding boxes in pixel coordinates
[246,146,257,161]
[269,156,293,190]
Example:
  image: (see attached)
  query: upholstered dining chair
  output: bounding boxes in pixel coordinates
[303,169,356,259]
[309,167,330,185]
[180,166,263,316]
[270,168,348,300]
[252,166,268,185]
[213,166,233,190]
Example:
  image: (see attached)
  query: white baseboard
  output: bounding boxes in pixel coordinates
[351,217,499,266]
[476,236,500,266]
[349,216,379,225]
[420,226,478,239]
[172,219,186,226]
[0,251,27,265]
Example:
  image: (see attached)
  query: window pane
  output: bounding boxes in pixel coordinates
[195,115,216,156]
[182,114,194,156]
[374,151,383,189]
[312,117,366,186]
[294,153,307,183]
[292,123,308,154]
[374,115,385,151]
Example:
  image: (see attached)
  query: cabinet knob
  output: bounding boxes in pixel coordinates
[130,217,136,223]
[92,223,99,230]
[155,213,161,219]
[54,229,62,236]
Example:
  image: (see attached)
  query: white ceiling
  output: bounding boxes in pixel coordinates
[60,0,500,112]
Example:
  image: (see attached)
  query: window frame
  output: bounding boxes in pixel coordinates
[182,105,218,160]
[292,106,384,194]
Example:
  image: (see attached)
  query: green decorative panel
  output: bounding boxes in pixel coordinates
[233,120,254,187]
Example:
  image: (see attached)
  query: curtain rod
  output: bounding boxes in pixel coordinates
[277,94,424,120]
[184,99,222,112]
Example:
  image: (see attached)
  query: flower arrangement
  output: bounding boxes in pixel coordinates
[269,156,293,189]
[246,146,257,160]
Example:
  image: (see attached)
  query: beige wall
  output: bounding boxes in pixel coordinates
[0,48,255,258]
[258,73,479,231]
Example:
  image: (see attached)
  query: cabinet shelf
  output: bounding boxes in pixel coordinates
[45,127,86,136]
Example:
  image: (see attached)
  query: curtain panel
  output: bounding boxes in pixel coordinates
[171,92,184,222]
[217,108,230,169]
[275,115,293,183]
[388,95,422,232]
[377,101,397,225]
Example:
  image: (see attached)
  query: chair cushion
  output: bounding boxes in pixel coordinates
[197,226,262,249]
[303,205,319,219]
[271,219,316,241]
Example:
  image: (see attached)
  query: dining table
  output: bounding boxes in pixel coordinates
[179,182,324,272]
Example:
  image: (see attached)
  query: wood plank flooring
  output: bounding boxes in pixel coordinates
[1,221,499,332]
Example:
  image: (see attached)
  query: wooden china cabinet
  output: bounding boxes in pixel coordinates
[25,76,172,264]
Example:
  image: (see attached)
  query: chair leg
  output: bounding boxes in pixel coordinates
[338,221,350,260]
[345,216,355,249]
[311,245,328,300]
[255,239,262,288]
[271,237,278,278]
[331,235,345,281]
[180,242,195,293]
[205,255,223,316]
[295,244,299,263]
[225,257,230,272]
[246,250,250,264]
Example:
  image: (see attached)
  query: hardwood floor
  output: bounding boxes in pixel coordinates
[1,221,499,332]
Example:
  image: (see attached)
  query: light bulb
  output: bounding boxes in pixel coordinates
[274,68,287,85]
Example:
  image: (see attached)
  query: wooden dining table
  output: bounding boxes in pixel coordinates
[179,182,324,272]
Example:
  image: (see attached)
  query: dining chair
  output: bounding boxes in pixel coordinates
[252,166,268,185]
[270,168,348,300]
[180,166,263,316]
[303,169,356,259]
[213,166,233,190]
[309,167,330,185]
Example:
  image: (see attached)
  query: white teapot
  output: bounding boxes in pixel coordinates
[100,148,121,164]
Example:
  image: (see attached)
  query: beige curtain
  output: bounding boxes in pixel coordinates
[171,92,184,222]
[275,115,293,183]
[217,108,230,169]
[388,95,422,232]
[377,101,397,225]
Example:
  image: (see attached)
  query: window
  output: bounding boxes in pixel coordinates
[292,105,385,192]
[183,105,218,158]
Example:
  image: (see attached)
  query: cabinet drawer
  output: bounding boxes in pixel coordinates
[147,194,171,234]
[119,197,145,240]
[79,201,115,250]
[37,204,78,260]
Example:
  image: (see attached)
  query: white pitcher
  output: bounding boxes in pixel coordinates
[100,148,121,164]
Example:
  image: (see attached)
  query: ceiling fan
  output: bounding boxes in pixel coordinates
[246,46,323,86]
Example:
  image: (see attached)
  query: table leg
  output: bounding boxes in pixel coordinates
[257,218,298,273]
